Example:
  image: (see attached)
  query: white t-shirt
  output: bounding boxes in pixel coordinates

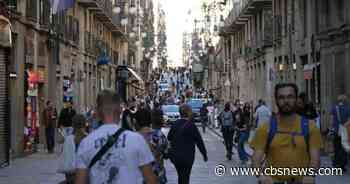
[255,105,272,127]
[76,124,154,184]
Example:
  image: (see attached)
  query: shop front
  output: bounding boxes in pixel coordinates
[116,65,144,102]
[0,12,11,166]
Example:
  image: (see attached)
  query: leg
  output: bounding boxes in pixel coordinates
[238,131,249,163]
[202,120,206,133]
[48,127,55,153]
[182,164,193,184]
[45,127,50,152]
[333,136,347,169]
[174,163,186,184]
[228,130,234,155]
[222,128,229,151]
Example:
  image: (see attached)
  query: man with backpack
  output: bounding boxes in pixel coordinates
[251,83,322,184]
[75,90,157,184]
[219,103,236,160]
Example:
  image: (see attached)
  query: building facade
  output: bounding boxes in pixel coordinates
[213,0,350,132]
[2,0,153,158]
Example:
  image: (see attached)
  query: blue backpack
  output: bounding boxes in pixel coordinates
[266,116,310,154]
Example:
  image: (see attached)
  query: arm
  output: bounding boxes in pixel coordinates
[75,140,88,184]
[251,149,265,169]
[140,164,158,184]
[137,134,157,183]
[75,169,89,184]
[309,148,320,168]
[167,124,175,142]
[57,109,63,128]
[192,124,207,159]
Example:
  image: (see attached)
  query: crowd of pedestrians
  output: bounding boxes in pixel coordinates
[40,79,350,184]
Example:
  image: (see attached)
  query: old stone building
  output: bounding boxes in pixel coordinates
[2,0,156,157]
[212,0,350,132]
[214,0,273,107]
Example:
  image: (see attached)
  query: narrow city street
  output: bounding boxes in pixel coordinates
[1,126,350,184]
[1,1,350,183]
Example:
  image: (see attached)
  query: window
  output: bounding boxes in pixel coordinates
[26,0,37,20]
[5,0,17,10]
[284,0,288,35]
[39,0,50,26]
[337,0,345,23]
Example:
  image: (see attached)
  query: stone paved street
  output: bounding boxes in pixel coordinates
[0,151,64,184]
[0,127,350,184]
[163,127,257,184]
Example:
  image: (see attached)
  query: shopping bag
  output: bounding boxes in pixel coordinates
[57,135,76,174]
[339,123,350,153]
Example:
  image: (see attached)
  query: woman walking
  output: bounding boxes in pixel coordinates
[58,114,88,184]
[237,103,251,166]
[167,104,208,184]
[137,116,169,184]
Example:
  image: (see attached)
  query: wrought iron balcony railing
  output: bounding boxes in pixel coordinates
[78,0,122,32]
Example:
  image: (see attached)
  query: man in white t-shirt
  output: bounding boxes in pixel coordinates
[75,90,157,184]
[254,100,272,128]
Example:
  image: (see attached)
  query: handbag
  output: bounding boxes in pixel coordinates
[57,128,65,144]
[57,136,76,174]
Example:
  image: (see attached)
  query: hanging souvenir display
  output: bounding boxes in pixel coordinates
[24,70,40,153]
[63,78,74,103]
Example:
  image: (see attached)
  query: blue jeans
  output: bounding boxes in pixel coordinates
[238,131,249,162]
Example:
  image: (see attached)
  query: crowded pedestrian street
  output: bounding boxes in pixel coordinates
[1,127,350,184]
[1,0,350,184]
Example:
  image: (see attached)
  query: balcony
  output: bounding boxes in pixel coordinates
[224,0,272,28]
[78,0,123,33]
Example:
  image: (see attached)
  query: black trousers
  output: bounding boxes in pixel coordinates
[45,127,55,152]
[174,163,193,184]
[333,135,348,168]
[222,127,234,156]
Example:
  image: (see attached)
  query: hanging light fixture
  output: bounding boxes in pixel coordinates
[121,18,128,26]
[113,6,121,14]
[129,5,137,15]
[130,32,137,38]
[219,15,225,27]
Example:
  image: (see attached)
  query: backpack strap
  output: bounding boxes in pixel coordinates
[301,116,310,156]
[265,116,278,154]
[88,128,125,169]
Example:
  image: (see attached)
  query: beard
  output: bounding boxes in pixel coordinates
[277,103,296,116]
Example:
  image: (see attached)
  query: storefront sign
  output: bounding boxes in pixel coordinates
[304,70,313,80]
[37,68,46,83]
[303,64,314,80]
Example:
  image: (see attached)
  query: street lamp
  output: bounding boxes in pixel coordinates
[116,65,129,102]
[121,18,128,26]
[219,15,225,28]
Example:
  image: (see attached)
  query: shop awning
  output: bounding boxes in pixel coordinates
[127,67,143,83]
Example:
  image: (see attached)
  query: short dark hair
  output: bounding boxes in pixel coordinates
[96,89,121,118]
[274,83,299,99]
[46,100,51,106]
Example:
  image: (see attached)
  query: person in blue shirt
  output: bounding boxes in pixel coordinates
[330,94,350,172]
